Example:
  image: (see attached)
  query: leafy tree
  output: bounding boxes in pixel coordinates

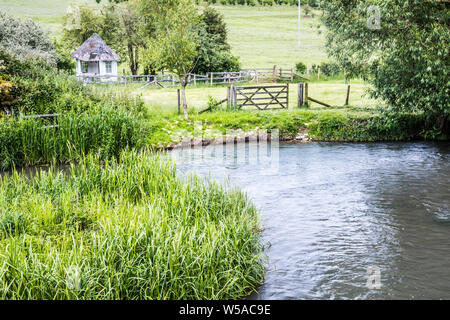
[320,0,449,132]
[0,11,57,66]
[62,2,144,75]
[201,6,229,50]
[143,0,200,120]
[193,7,240,74]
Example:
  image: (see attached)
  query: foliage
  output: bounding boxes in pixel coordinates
[320,0,450,130]
[0,11,58,66]
[295,62,307,74]
[62,2,144,75]
[0,104,147,170]
[0,150,264,299]
[144,0,201,119]
[193,6,240,74]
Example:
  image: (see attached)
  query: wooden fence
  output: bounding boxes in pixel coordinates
[77,65,297,87]
[77,71,253,87]
[231,84,289,110]
[241,66,294,83]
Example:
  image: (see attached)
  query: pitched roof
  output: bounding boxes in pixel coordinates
[70,33,121,62]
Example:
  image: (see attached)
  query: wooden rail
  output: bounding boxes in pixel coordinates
[232,84,289,110]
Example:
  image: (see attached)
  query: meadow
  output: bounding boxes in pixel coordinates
[0,2,328,68]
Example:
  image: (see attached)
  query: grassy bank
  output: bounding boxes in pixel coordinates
[144,109,442,148]
[0,150,264,299]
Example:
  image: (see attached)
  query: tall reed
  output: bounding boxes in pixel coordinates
[0,150,265,299]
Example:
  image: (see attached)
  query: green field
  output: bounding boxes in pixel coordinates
[113,80,376,114]
[0,1,379,111]
[0,1,327,68]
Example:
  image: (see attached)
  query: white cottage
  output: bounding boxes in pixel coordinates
[71,33,121,82]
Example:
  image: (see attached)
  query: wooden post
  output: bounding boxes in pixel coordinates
[177,89,181,114]
[305,83,308,102]
[210,73,213,86]
[286,83,289,109]
[345,85,351,105]
[124,75,127,87]
[290,68,294,82]
[226,86,231,107]
[194,74,197,86]
[298,82,304,108]
[318,66,320,80]
[231,84,237,108]
[273,65,278,83]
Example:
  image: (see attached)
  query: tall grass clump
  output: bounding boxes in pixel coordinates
[0,105,151,170]
[0,150,265,299]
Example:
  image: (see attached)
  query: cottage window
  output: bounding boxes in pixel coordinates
[105,61,112,74]
[81,61,88,73]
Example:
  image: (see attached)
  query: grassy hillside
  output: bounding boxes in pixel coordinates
[219,6,327,68]
[0,2,327,68]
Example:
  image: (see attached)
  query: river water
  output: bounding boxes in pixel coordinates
[171,141,450,299]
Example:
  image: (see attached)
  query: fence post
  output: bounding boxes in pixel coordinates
[272,65,278,83]
[345,85,351,105]
[177,89,181,115]
[298,82,304,107]
[172,75,175,86]
[227,86,231,107]
[194,74,197,86]
[290,68,294,82]
[210,73,213,86]
[286,84,289,109]
[305,83,308,104]
[231,84,236,108]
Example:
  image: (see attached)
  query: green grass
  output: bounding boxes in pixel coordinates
[0,0,98,34]
[0,2,327,69]
[0,150,265,299]
[98,80,379,115]
[218,6,328,68]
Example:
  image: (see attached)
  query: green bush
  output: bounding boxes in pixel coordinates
[295,62,307,74]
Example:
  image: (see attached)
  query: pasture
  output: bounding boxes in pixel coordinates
[0,2,328,68]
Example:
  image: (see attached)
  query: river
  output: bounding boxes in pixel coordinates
[171,141,450,299]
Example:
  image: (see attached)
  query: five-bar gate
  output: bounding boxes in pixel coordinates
[231,84,289,110]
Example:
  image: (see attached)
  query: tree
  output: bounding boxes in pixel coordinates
[0,11,57,66]
[320,0,449,132]
[62,2,144,75]
[143,0,200,120]
[192,6,240,74]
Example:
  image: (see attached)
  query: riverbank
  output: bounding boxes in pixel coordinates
[147,109,449,151]
[1,108,447,172]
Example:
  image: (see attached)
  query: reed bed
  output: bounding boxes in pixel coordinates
[0,150,265,299]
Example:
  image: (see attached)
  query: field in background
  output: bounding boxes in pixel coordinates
[97,80,378,115]
[0,0,97,33]
[1,2,379,110]
[218,6,327,68]
[1,2,327,69]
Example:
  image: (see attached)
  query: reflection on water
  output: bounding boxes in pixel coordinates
[171,141,450,299]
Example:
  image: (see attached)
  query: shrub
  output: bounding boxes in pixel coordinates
[0,11,57,66]
[295,62,307,74]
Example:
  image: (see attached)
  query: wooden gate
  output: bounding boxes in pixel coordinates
[231,84,289,110]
